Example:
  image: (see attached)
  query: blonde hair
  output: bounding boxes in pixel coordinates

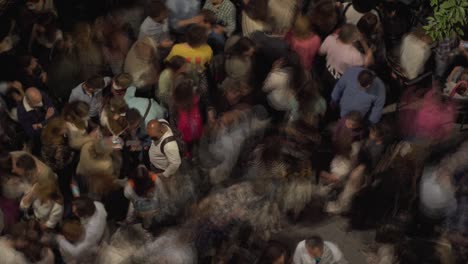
[41,117,66,145]
[292,16,312,39]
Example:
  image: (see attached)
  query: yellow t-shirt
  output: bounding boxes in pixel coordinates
[166,43,213,69]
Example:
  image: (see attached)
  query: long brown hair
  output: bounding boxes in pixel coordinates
[173,75,196,112]
[62,101,90,130]
[41,117,66,145]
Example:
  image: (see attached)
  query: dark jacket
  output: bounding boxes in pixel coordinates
[17,91,56,137]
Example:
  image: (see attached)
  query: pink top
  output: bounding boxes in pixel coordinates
[176,96,204,145]
[319,34,364,78]
[286,33,321,71]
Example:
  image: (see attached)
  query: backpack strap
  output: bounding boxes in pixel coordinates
[160,136,176,156]
[142,98,152,121]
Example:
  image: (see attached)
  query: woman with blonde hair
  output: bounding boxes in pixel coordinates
[286,16,321,71]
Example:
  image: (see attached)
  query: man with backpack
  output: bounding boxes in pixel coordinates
[146,119,182,177]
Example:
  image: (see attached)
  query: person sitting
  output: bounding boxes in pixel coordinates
[293,235,347,264]
[56,197,107,263]
[146,119,181,177]
[166,24,214,70]
[69,75,111,121]
[331,67,385,124]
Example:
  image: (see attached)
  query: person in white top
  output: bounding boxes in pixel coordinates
[293,236,347,264]
[56,198,107,263]
[146,119,181,177]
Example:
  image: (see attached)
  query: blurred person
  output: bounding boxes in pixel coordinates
[124,79,167,129]
[285,15,321,72]
[19,181,63,230]
[241,0,270,36]
[124,36,160,89]
[319,23,373,84]
[331,67,385,124]
[166,0,200,33]
[62,101,99,150]
[24,0,56,14]
[28,12,62,69]
[102,28,132,76]
[356,12,385,68]
[40,117,74,172]
[197,9,226,56]
[203,0,237,36]
[138,1,173,48]
[56,197,107,263]
[268,0,297,32]
[146,119,181,177]
[0,97,26,151]
[399,28,434,80]
[342,0,380,25]
[17,87,56,154]
[16,55,48,91]
[9,152,56,194]
[68,75,111,120]
[444,67,468,99]
[100,97,129,146]
[308,0,340,38]
[293,235,347,264]
[102,73,134,108]
[158,55,187,107]
[166,24,214,70]
[171,77,204,152]
[224,36,255,83]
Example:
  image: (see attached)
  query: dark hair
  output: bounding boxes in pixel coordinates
[186,25,208,47]
[338,24,359,44]
[200,9,217,25]
[370,123,385,139]
[226,37,255,58]
[85,75,106,90]
[62,101,90,129]
[357,13,378,38]
[358,70,376,87]
[305,235,324,250]
[258,241,288,264]
[310,0,338,35]
[130,165,155,196]
[16,154,36,172]
[173,76,195,111]
[73,197,96,218]
[126,108,142,128]
[35,12,58,42]
[244,0,269,22]
[147,1,168,21]
[166,55,186,71]
[282,51,306,92]
[10,220,45,262]
[352,0,377,13]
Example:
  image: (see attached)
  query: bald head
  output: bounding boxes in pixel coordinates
[25,87,43,107]
[147,119,166,140]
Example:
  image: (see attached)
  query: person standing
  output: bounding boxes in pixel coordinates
[203,0,237,36]
[293,235,348,264]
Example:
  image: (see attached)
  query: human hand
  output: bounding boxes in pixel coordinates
[191,15,204,24]
[213,25,225,35]
[45,107,55,119]
[160,39,174,48]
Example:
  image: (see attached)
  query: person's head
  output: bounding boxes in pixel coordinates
[226,37,255,57]
[358,69,376,89]
[61,220,84,243]
[10,220,44,262]
[126,108,142,131]
[62,101,90,129]
[108,97,129,121]
[173,76,196,111]
[72,197,96,218]
[147,0,168,22]
[369,123,385,142]
[24,87,44,108]
[305,236,325,260]
[166,55,188,74]
[41,117,67,145]
[352,0,377,13]
[19,55,42,77]
[244,0,269,22]
[129,165,155,196]
[199,9,217,29]
[357,13,379,37]
[185,24,208,48]
[258,241,288,264]
[112,73,133,96]
[344,111,364,130]
[35,12,58,41]
[25,0,45,12]
[83,75,106,95]
[12,154,36,177]
[292,16,312,39]
[338,24,360,44]
[146,119,166,140]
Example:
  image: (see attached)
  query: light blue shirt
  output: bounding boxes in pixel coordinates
[124,86,167,127]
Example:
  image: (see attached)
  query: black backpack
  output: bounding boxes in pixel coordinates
[158,120,187,158]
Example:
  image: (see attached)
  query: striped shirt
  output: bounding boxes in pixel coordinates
[203,0,237,36]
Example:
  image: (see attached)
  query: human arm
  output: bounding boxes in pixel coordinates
[368,82,386,124]
[176,15,204,29]
[162,141,182,177]
[331,73,347,104]
[44,202,63,228]
[358,37,374,67]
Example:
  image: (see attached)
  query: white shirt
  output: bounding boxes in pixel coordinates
[138,17,169,43]
[57,202,107,263]
[148,119,181,177]
[293,240,344,264]
[20,198,63,228]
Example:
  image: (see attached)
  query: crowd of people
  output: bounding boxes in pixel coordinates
[0,0,467,263]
